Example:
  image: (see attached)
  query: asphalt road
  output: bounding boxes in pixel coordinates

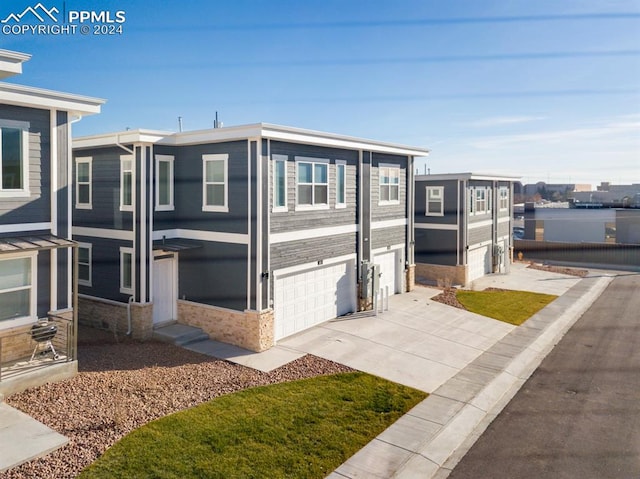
[448,273,640,479]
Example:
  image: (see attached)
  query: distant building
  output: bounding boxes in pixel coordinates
[522,182,591,201]
[573,182,640,208]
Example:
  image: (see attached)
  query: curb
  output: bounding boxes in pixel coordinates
[393,274,613,478]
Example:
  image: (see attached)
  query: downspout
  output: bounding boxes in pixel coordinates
[126,296,134,336]
[115,134,135,155]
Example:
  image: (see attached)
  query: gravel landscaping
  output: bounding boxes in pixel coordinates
[4,327,352,479]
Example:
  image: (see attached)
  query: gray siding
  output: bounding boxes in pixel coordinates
[270,233,356,271]
[75,235,134,303]
[497,220,511,238]
[0,105,50,223]
[154,141,249,234]
[179,241,248,311]
[415,229,458,266]
[72,146,134,230]
[269,141,358,234]
[468,224,492,245]
[371,153,408,221]
[415,179,459,225]
[371,226,405,250]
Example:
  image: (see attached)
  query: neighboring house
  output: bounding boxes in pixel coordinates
[0,50,103,395]
[414,173,518,286]
[72,124,428,351]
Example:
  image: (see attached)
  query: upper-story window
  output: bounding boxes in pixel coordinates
[336,161,346,208]
[0,253,36,328]
[473,186,492,215]
[202,154,229,212]
[155,155,174,211]
[120,155,134,211]
[379,164,400,205]
[499,187,509,211]
[120,247,134,295]
[425,186,444,216]
[0,126,29,197]
[296,157,329,210]
[273,155,287,212]
[75,157,92,209]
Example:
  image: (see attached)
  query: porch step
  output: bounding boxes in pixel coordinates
[152,323,210,346]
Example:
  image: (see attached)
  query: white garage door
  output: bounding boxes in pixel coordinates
[274,260,356,341]
[374,250,400,296]
[468,245,492,282]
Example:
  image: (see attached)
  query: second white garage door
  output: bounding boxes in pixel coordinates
[274,260,356,341]
[373,250,401,296]
[468,245,492,282]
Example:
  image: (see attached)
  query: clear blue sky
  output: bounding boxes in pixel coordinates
[2,0,639,186]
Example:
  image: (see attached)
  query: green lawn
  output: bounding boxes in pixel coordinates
[79,372,426,479]
[456,289,557,326]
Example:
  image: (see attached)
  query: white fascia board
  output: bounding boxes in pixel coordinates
[73,129,172,149]
[259,123,430,157]
[0,50,31,79]
[416,172,521,182]
[0,82,105,115]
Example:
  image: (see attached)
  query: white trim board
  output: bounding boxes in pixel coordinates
[152,229,249,245]
[0,222,52,234]
[272,253,357,277]
[415,223,458,231]
[372,243,404,255]
[468,219,494,229]
[270,224,358,244]
[72,226,134,241]
[371,218,407,230]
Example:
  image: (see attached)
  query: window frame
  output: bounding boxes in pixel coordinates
[75,157,92,210]
[499,186,509,211]
[425,186,444,216]
[119,247,134,295]
[379,164,400,205]
[0,125,29,198]
[120,155,134,212]
[202,154,229,212]
[272,154,288,212]
[0,251,37,329]
[335,160,346,209]
[77,242,92,287]
[295,156,329,211]
[155,154,175,211]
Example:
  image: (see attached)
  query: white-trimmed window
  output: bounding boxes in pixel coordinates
[379,164,400,205]
[0,252,37,328]
[0,126,29,197]
[273,154,287,212]
[155,155,174,211]
[336,161,346,208]
[120,155,134,211]
[202,154,228,212]
[499,187,509,211]
[425,186,444,216]
[475,188,487,214]
[120,247,134,295]
[76,157,92,209]
[78,243,92,287]
[296,157,329,209]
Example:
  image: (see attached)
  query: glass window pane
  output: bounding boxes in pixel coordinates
[159,161,170,205]
[390,185,399,201]
[0,257,30,289]
[78,247,89,264]
[380,168,389,185]
[78,184,90,204]
[298,163,312,183]
[77,162,89,183]
[2,128,22,189]
[79,264,90,282]
[0,289,30,321]
[122,172,132,205]
[206,160,225,182]
[337,165,345,204]
[380,185,390,202]
[206,184,225,206]
[122,253,132,288]
[275,161,285,207]
[314,163,327,184]
[314,185,328,204]
[389,168,399,184]
[298,184,312,205]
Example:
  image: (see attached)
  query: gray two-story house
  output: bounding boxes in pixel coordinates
[0,50,103,395]
[414,173,518,286]
[72,124,428,351]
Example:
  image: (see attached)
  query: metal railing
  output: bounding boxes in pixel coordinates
[0,314,76,384]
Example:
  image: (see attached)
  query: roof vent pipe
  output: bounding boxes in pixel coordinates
[178,116,183,132]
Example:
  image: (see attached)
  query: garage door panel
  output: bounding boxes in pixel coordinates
[468,245,491,282]
[374,251,400,296]
[274,260,356,341]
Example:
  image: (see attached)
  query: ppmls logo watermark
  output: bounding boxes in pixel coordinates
[1,2,126,36]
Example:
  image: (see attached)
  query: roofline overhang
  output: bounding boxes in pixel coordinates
[0,81,105,116]
[415,172,521,182]
[73,122,430,157]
